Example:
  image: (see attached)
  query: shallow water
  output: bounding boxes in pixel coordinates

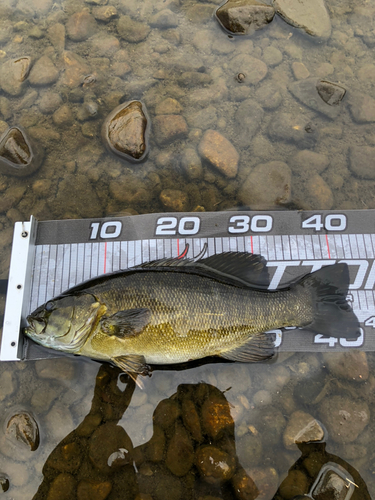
[0,0,374,497]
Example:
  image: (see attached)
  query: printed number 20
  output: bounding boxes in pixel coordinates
[155,216,201,236]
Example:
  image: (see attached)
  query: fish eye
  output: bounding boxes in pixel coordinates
[45,301,54,312]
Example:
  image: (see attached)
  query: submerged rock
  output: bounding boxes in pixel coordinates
[6,411,40,451]
[0,127,44,177]
[283,411,325,450]
[0,474,9,492]
[349,145,375,179]
[196,445,236,484]
[198,129,239,178]
[0,57,31,96]
[153,115,188,145]
[289,79,345,119]
[216,0,275,35]
[102,101,149,162]
[117,15,150,43]
[273,0,331,39]
[29,55,59,86]
[159,189,189,212]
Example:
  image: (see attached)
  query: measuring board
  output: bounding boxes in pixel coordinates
[1,210,375,362]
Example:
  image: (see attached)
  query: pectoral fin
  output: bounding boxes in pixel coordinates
[219,332,274,362]
[111,354,151,388]
[100,308,151,338]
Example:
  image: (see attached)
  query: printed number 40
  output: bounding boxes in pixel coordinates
[302,214,347,231]
[314,330,364,347]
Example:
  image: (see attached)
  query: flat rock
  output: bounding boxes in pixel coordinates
[283,411,325,450]
[322,351,369,382]
[150,9,179,28]
[301,174,334,209]
[319,395,370,443]
[230,54,268,85]
[117,15,150,43]
[165,424,194,476]
[291,150,329,175]
[153,115,188,145]
[89,422,133,474]
[155,98,183,115]
[48,23,65,53]
[0,57,31,96]
[273,0,331,39]
[216,0,275,35]
[159,189,189,211]
[231,469,259,500]
[61,51,90,88]
[93,5,118,22]
[102,101,149,162]
[29,55,59,86]
[268,112,318,147]
[233,99,264,148]
[349,93,375,123]
[198,129,239,178]
[289,78,345,119]
[66,11,97,41]
[349,145,375,179]
[180,148,203,180]
[238,161,291,209]
[196,445,236,484]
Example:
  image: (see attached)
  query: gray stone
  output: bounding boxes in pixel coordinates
[230,54,268,85]
[268,112,318,147]
[186,105,217,130]
[233,99,264,148]
[289,78,345,119]
[180,148,203,180]
[177,71,212,87]
[297,174,334,210]
[238,161,291,209]
[159,189,189,211]
[255,83,282,109]
[319,396,370,443]
[322,351,369,382]
[273,0,331,39]
[216,0,275,35]
[0,57,31,96]
[150,9,179,28]
[155,98,182,115]
[283,411,325,450]
[102,101,149,162]
[198,129,239,178]
[52,104,74,127]
[236,432,263,468]
[196,446,236,484]
[117,15,150,43]
[263,46,283,66]
[349,93,375,123]
[153,115,188,145]
[29,55,59,86]
[291,150,329,175]
[349,145,375,179]
[92,5,118,21]
[47,23,65,53]
[66,11,97,41]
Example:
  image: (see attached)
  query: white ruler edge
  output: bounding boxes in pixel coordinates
[0,217,37,361]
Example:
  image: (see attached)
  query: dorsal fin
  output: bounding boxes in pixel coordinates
[139,252,270,288]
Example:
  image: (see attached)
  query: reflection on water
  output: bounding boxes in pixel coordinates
[0,0,375,497]
[0,353,374,499]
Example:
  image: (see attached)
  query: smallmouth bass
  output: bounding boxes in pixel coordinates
[25,252,360,380]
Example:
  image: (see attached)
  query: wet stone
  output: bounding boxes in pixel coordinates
[154,474,182,500]
[93,5,118,21]
[48,23,65,53]
[143,424,165,462]
[239,161,291,210]
[196,445,236,484]
[89,422,133,474]
[61,51,90,88]
[102,101,149,162]
[6,411,39,451]
[160,189,189,211]
[0,474,9,492]
[47,473,76,500]
[319,395,370,443]
[349,145,375,179]
[77,480,112,500]
[117,15,150,43]
[273,0,331,39]
[268,112,318,147]
[216,0,275,35]
[323,351,369,382]
[154,115,188,146]
[155,98,183,115]
[312,467,350,500]
[66,11,97,42]
[233,99,264,148]
[153,399,181,430]
[166,423,194,476]
[283,411,324,450]
[150,9,179,29]
[349,93,375,123]
[53,104,74,127]
[278,469,309,499]
[0,370,15,401]
[29,55,59,86]
[180,147,203,180]
[291,150,329,176]
[289,79,344,119]
[231,469,259,500]
[181,397,202,442]
[237,432,264,468]
[0,57,31,96]
[36,358,75,380]
[0,126,44,177]
[200,387,235,439]
[48,441,83,473]
[199,129,239,178]
[292,62,310,80]
[230,54,267,85]
[263,46,282,66]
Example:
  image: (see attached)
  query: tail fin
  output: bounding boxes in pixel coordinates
[298,263,360,339]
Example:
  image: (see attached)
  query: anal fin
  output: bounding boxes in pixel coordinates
[219,332,274,363]
[111,354,151,389]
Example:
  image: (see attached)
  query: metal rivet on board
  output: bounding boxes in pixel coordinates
[11,342,15,347]
[17,285,22,290]
[21,231,28,238]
